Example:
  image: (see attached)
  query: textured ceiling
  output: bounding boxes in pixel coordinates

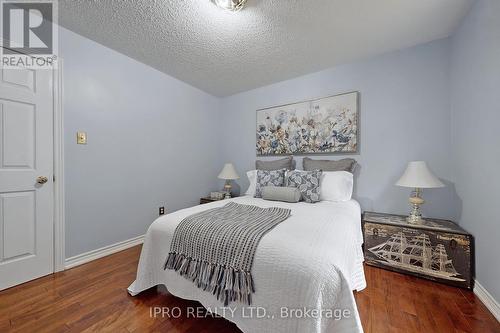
[59,0,473,96]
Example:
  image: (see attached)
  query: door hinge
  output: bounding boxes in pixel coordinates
[53,175,56,182]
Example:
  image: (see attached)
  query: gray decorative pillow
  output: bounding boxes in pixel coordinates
[255,169,286,198]
[303,157,357,173]
[256,156,295,170]
[287,170,322,203]
[262,186,301,203]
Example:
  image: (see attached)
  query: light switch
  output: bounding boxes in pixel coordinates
[77,131,87,144]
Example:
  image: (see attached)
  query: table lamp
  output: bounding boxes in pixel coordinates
[396,161,444,224]
[218,163,240,199]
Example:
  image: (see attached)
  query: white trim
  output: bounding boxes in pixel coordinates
[474,280,500,322]
[65,235,145,269]
[53,59,65,272]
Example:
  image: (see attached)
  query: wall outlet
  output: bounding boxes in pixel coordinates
[159,206,165,216]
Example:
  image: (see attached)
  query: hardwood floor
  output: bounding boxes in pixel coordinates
[0,245,498,333]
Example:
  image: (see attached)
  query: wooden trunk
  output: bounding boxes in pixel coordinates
[362,212,473,289]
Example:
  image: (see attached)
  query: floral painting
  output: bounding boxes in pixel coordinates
[256,91,359,155]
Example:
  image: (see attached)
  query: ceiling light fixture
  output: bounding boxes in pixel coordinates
[213,0,247,12]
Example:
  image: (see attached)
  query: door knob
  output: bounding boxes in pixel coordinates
[36,176,49,184]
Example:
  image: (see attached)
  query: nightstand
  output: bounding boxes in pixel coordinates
[199,197,223,205]
[362,211,473,289]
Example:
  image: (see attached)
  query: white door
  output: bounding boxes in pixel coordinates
[0,67,54,290]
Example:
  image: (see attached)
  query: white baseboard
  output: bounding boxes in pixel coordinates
[474,280,500,322]
[65,235,144,269]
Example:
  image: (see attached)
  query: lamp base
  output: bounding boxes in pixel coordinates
[223,181,232,199]
[407,188,425,224]
[406,213,423,224]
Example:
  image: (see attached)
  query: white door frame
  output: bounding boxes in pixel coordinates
[53,60,65,272]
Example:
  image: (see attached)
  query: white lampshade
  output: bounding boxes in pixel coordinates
[218,163,240,180]
[395,161,444,188]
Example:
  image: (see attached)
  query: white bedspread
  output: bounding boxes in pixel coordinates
[128,196,366,333]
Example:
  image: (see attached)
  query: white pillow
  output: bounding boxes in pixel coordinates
[244,170,257,196]
[320,171,353,202]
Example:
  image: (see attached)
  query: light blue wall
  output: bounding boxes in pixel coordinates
[220,39,458,219]
[450,0,500,301]
[59,28,223,258]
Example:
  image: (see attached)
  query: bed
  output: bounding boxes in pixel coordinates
[128,195,366,333]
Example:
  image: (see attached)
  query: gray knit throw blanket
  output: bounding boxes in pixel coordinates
[164,202,291,306]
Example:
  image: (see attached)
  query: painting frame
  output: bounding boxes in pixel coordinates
[256,91,360,156]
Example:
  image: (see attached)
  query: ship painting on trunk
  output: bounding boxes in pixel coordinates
[369,232,465,282]
[363,212,472,289]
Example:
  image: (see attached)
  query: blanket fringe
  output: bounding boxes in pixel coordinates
[164,252,254,306]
